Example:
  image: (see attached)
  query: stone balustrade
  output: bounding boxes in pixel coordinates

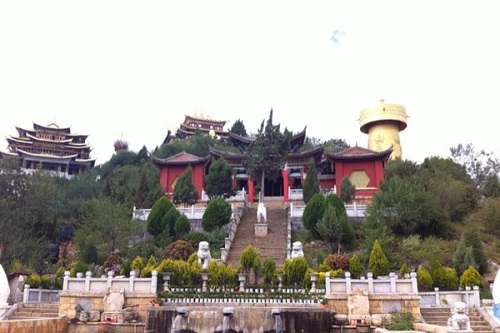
[326,272,419,296]
[62,270,157,294]
[419,286,481,308]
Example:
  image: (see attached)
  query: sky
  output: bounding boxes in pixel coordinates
[1,1,499,166]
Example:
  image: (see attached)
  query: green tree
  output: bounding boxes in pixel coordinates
[230,119,248,137]
[368,240,389,278]
[174,214,191,238]
[459,266,483,289]
[450,142,500,194]
[173,165,198,206]
[416,267,434,291]
[205,158,234,199]
[303,158,320,204]
[147,196,175,237]
[339,177,355,204]
[349,253,363,278]
[243,109,290,200]
[316,205,342,253]
[461,223,488,274]
[366,176,451,238]
[302,193,326,238]
[240,245,260,283]
[324,138,351,154]
[74,197,140,256]
[202,198,232,232]
[262,259,277,288]
[453,234,477,276]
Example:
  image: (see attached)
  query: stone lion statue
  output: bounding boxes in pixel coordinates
[197,241,212,269]
[447,301,471,331]
[257,202,267,223]
[291,241,304,259]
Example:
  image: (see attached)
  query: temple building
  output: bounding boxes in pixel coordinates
[163,114,229,144]
[0,122,95,177]
[152,103,401,203]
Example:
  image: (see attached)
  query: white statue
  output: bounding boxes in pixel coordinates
[290,241,304,259]
[197,241,212,269]
[257,202,267,223]
[0,264,10,305]
[447,301,472,331]
[493,267,500,318]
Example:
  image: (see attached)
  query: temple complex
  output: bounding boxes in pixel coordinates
[0,122,95,177]
[153,105,399,203]
[359,99,408,160]
[163,114,229,144]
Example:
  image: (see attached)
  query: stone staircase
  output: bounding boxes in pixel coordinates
[225,200,288,269]
[5,302,60,320]
[420,307,494,333]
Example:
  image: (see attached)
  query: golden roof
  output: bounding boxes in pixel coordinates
[359,99,408,133]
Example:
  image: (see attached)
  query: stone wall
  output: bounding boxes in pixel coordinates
[59,292,156,321]
[0,318,68,333]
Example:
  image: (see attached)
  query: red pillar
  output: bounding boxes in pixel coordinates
[282,169,289,202]
[248,176,254,203]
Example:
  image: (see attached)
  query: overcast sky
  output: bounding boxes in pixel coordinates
[1,1,499,166]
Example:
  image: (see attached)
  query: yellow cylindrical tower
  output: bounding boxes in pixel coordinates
[359,99,408,160]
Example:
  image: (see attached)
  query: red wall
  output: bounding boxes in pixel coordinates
[159,164,206,200]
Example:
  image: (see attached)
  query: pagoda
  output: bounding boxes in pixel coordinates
[0,122,95,177]
[163,114,229,144]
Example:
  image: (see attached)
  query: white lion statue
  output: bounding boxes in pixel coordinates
[197,241,212,269]
[447,301,471,331]
[291,241,304,259]
[257,202,267,223]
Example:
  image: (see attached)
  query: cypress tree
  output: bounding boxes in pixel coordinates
[368,240,389,278]
[303,158,320,204]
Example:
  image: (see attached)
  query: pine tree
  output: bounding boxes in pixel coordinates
[243,109,290,199]
[340,177,356,204]
[205,158,234,199]
[349,253,363,278]
[368,240,389,278]
[173,166,198,206]
[303,158,320,204]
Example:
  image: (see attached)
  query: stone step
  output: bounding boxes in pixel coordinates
[7,302,60,320]
[420,307,494,333]
[226,206,288,268]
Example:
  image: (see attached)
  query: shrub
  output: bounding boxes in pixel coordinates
[349,253,363,278]
[163,240,195,261]
[399,263,411,278]
[460,266,483,289]
[202,198,232,232]
[25,273,42,288]
[284,257,309,287]
[174,214,191,238]
[302,193,325,238]
[442,267,459,291]
[262,259,277,288]
[368,240,389,278]
[385,312,414,330]
[323,253,350,271]
[147,196,175,237]
[417,267,434,291]
[130,256,145,271]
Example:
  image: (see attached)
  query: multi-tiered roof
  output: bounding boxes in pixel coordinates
[1,122,95,176]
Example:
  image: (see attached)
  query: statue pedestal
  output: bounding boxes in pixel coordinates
[447,330,473,333]
[255,223,268,236]
[101,312,124,323]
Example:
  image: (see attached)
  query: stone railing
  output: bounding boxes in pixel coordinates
[133,203,241,222]
[219,207,244,263]
[289,202,367,218]
[419,286,481,308]
[22,285,60,303]
[62,270,158,294]
[326,272,419,295]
